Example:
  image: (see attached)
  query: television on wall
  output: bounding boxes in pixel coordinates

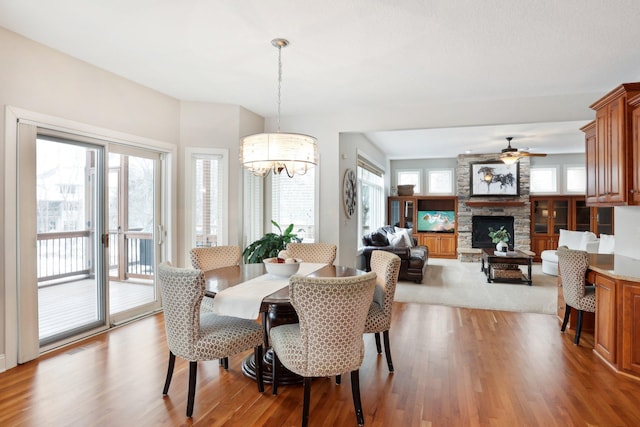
[417,210,456,233]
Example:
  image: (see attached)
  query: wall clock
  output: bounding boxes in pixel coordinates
[343,168,357,218]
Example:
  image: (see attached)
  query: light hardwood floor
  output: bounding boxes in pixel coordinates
[1,303,640,426]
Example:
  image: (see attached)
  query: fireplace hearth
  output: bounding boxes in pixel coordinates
[472,215,515,249]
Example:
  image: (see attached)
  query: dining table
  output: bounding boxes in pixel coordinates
[203,262,368,385]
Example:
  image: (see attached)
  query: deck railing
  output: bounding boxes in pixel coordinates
[37,230,153,284]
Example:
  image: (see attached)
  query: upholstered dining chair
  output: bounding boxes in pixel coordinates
[285,242,337,265]
[269,272,376,427]
[365,250,401,372]
[158,262,264,417]
[190,246,241,312]
[557,246,596,345]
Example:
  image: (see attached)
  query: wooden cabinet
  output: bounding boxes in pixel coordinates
[586,83,640,206]
[388,196,457,258]
[595,273,617,365]
[573,199,614,236]
[530,196,570,261]
[421,233,457,258]
[621,281,640,376]
[629,93,640,204]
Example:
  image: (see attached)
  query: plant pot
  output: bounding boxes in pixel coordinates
[496,241,508,252]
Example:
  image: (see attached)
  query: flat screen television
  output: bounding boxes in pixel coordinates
[417,210,455,233]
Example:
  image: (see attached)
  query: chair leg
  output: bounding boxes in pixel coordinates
[162,351,176,395]
[222,357,229,370]
[350,370,365,426]
[186,361,198,417]
[574,310,584,345]
[255,345,264,393]
[272,351,279,396]
[383,330,394,372]
[561,304,571,332]
[302,377,312,427]
[374,332,382,354]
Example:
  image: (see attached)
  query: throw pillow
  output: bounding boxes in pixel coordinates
[394,227,414,248]
[599,234,615,254]
[370,231,389,246]
[558,229,585,250]
[578,231,598,251]
[388,232,407,248]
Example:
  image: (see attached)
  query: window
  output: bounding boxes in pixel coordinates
[397,169,421,194]
[358,156,385,247]
[271,169,315,242]
[530,167,558,193]
[565,165,586,193]
[185,148,228,249]
[427,169,454,194]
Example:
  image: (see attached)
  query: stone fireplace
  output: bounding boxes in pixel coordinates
[456,154,531,262]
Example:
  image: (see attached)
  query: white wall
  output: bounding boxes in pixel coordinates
[178,101,263,265]
[614,207,640,259]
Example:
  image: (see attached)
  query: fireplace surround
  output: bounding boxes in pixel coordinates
[456,154,531,261]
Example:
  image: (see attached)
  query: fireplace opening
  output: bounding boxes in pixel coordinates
[472,215,515,249]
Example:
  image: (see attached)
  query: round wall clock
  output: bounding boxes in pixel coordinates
[343,168,357,218]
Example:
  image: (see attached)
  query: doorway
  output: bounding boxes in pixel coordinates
[17,124,165,362]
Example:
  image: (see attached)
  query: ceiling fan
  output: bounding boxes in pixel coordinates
[499,137,547,165]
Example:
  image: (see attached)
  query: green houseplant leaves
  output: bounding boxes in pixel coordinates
[242,220,302,264]
[488,226,511,243]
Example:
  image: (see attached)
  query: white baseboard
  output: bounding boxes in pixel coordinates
[0,354,6,373]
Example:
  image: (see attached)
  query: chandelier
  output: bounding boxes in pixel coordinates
[240,38,318,178]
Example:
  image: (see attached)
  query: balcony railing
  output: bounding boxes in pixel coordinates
[37,230,153,284]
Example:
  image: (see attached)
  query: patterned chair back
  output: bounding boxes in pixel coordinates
[370,250,401,327]
[557,246,594,312]
[286,243,337,264]
[190,246,241,271]
[158,262,204,359]
[288,272,376,377]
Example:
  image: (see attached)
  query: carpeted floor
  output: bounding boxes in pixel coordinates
[395,258,558,314]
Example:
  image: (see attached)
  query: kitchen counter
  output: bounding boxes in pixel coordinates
[588,253,640,283]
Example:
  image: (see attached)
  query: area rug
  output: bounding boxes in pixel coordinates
[395,258,557,314]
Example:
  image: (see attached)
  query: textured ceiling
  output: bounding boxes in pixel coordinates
[2,0,640,158]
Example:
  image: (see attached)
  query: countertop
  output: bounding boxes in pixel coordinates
[588,253,640,283]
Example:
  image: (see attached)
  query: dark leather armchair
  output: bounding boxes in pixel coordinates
[361,225,428,283]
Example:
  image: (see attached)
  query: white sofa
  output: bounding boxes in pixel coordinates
[540,229,600,276]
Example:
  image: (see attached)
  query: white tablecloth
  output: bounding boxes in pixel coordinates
[211,262,327,319]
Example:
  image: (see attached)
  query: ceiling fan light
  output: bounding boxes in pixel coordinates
[501,154,520,166]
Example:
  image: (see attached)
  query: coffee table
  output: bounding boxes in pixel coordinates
[481,248,533,285]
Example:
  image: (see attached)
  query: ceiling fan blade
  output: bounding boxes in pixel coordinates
[518,152,547,157]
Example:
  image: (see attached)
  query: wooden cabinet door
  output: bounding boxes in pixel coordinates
[595,274,617,365]
[607,97,628,204]
[583,121,599,204]
[596,108,610,203]
[632,104,640,204]
[438,234,457,257]
[621,281,640,375]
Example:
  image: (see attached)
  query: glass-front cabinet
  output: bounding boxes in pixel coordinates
[531,197,570,260]
[574,200,614,236]
[388,197,415,230]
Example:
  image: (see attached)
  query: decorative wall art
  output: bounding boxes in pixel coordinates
[470,162,519,196]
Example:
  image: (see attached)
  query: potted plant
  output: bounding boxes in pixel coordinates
[488,226,511,251]
[242,220,302,264]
